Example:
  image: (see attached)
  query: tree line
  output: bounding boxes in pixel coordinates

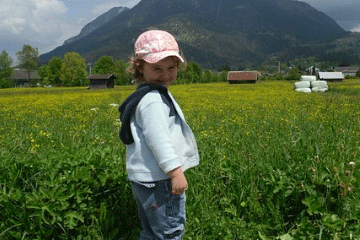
[0,45,229,88]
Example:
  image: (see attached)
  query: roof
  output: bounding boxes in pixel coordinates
[318,72,344,79]
[341,70,358,73]
[227,71,259,81]
[334,67,359,72]
[11,70,39,80]
[87,74,116,80]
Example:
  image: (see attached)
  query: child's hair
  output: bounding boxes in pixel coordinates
[126,30,187,83]
[126,55,187,82]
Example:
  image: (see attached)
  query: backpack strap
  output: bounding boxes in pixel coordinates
[119,83,176,144]
[160,92,176,117]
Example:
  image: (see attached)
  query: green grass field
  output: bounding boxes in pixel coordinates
[1,80,359,239]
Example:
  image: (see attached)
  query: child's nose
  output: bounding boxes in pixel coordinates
[162,71,172,80]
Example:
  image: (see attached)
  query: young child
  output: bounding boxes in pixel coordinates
[119,30,200,240]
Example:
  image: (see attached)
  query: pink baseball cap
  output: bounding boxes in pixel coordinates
[135,30,184,64]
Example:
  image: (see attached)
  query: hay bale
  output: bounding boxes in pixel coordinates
[300,75,317,82]
[295,88,312,93]
[311,80,328,89]
[294,81,310,89]
[312,87,328,92]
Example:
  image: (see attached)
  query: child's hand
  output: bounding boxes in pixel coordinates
[167,167,188,195]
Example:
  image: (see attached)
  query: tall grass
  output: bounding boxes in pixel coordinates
[0,80,359,239]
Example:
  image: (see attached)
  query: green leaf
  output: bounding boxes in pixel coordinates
[64,211,84,229]
[321,214,344,231]
[277,233,293,240]
[302,195,323,215]
[258,231,270,240]
[41,205,57,225]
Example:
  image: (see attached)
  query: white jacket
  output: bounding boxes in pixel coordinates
[126,90,199,182]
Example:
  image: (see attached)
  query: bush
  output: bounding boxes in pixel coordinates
[0,77,13,88]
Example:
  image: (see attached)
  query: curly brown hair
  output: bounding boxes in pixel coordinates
[126,55,187,84]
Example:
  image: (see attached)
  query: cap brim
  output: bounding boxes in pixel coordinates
[142,51,184,64]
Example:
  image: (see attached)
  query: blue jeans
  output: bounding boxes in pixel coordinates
[131,179,186,240]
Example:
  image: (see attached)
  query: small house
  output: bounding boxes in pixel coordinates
[318,72,344,82]
[334,67,359,77]
[306,66,320,75]
[11,70,40,87]
[227,71,259,84]
[87,74,116,89]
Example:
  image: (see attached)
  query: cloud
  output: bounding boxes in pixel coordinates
[0,0,79,55]
[351,25,360,32]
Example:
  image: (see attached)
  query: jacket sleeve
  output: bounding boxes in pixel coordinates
[136,100,181,174]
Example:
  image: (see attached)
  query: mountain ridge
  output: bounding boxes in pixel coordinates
[40,0,350,69]
[63,7,129,45]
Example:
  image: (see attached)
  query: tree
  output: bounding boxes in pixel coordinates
[219,70,228,82]
[113,60,131,85]
[16,45,39,81]
[320,61,335,71]
[177,62,203,84]
[286,67,301,81]
[38,64,49,85]
[48,57,63,85]
[93,56,115,75]
[60,52,87,86]
[211,71,220,82]
[188,62,203,82]
[202,69,212,83]
[0,51,14,88]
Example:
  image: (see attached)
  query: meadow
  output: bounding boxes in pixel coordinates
[0,80,359,239]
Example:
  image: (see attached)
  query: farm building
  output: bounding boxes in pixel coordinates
[11,70,40,87]
[334,67,359,77]
[318,72,344,82]
[306,66,320,75]
[87,74,116,89]
[227,71,259,84]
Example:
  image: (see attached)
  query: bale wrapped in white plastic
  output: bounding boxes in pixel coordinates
[295,88,312,93]
[300,75,317,82]
[311,80,328,89]
[312,87,328,92]
[294,81,310,89]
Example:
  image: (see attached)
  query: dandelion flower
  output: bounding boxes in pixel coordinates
[349,162,356,167]
[91,108,99,112]
[109,103,118,107]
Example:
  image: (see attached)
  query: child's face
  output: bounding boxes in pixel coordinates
[141,57,178,88]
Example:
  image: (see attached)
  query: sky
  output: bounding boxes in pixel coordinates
[1,0,360,64]
[301,0,360,31]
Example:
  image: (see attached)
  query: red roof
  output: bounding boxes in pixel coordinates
[227,71,259,81]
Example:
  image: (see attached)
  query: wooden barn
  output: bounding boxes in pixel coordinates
[87,74,116,89]
[11,70,40,87]
[318,72,344,82]
[227,71,259,84]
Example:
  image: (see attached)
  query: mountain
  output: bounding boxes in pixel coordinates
[40,0,348,69]
[63,7,129,45]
